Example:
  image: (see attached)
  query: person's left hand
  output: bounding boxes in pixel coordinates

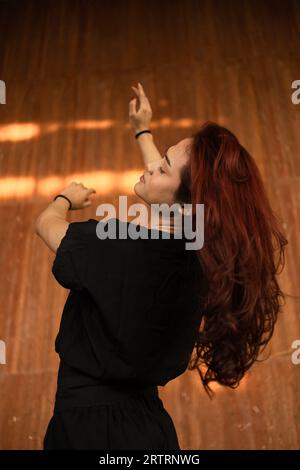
[129,82,153,132]
[59,182,96,210]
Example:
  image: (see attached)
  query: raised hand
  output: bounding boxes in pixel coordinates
[129,82,153,132]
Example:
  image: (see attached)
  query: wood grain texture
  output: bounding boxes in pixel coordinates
[0,0,299,449]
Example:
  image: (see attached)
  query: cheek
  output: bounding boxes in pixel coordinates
[147,176,165,192]
[150,176,179,195]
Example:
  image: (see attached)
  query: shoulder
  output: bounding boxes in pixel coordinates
[66,217,123,240]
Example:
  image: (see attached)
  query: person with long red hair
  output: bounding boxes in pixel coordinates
[131,83,288,398]
[36,82,287,449]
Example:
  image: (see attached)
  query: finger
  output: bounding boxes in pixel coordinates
[132,85,147,101]
[132,85,149,105]
[138,92,150,106]
[131,86,139,94]
[86,188,96,196]
[131,92,149,109]
[139,95,149,104]
[131,87,142,103]
[129,98,137,115]
[83,200,92,207]
[138,82,146,95]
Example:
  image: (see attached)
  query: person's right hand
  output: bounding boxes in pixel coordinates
[59,181,96,210]
[129,82,153,132]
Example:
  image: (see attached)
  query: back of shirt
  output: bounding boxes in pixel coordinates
[52,217,206,387]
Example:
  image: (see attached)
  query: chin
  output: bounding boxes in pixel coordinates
[133,182,141,197]
[134,185,148,204]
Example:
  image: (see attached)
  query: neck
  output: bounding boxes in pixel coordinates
[130,204,184,235]
[148,213,183,235]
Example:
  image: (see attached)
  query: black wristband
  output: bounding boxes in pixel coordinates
[53,194,72,210]
[135,129,152,139]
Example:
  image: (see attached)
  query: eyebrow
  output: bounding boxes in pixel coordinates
[164,152,172,167]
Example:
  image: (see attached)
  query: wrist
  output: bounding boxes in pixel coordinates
[134,126,150,134]
[135,130,153,141]
[52,195,72,211]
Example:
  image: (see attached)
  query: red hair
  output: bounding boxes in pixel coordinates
[177,121,288,397]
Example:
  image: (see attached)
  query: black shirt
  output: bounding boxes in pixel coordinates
[52,217,204,388]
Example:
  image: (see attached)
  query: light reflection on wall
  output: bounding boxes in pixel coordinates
[0,118,201,200]
[0,118,199,142]
[0,170,142,200]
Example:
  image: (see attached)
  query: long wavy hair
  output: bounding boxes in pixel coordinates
[174,121,288,398]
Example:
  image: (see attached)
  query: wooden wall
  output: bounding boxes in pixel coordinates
[0,0,299,449]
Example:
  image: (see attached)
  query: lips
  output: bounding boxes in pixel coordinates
[140,174,145,183]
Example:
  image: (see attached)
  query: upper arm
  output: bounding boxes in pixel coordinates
[35,214,69,254]
[37,217,104,291]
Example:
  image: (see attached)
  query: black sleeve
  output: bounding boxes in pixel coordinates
[52,219,95,291]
